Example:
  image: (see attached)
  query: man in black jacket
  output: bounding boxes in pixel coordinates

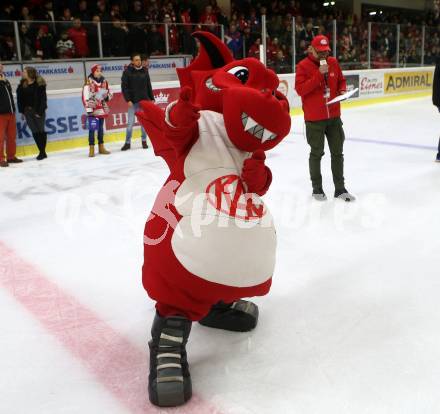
[0,63,22,167]
[121,53,154,151]
[433,57,440,162]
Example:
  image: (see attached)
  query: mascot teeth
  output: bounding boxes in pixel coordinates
[241,112,277,142]
[205,77,221,92]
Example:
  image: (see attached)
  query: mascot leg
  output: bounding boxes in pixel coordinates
[199,300,259,332]
[148,311,192,407]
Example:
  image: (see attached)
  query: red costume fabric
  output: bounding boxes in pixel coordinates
[137,32,291,321]
[295,55,347,121]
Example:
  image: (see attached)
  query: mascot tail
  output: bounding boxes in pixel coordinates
[136,101,176,170]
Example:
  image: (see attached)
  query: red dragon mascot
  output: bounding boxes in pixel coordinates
[136,31,291,407]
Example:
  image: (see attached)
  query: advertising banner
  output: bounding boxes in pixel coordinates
[16,85,181,146]
[148,57,185,74]
[2,64,22,89]
[359,72,384,97]
[384,71,433,94]
[85,57,185,77]
[105,87,180,130]
[344,74,360,98]
[277,74,301,109]
[32,62,85,89]
[85,60,128,76]
[16,95,86,146]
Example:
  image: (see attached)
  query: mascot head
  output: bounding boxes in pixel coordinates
[177,31,291,152]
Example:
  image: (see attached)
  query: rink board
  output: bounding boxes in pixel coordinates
[13,66,434,157]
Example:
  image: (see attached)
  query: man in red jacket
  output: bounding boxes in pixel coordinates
[68,18,89,57]
[295,35,355,201]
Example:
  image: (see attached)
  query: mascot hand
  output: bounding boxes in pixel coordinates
[241,150,273,196]
[169,86,201,128]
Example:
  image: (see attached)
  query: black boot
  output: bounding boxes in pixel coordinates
[199,300,259,332]
[148,312,192,407]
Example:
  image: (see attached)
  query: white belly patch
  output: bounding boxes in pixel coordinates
[171,111,277,287]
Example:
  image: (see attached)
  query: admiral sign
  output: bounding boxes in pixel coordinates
[384,71,433,94]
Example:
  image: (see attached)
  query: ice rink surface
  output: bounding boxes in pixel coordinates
[1,96,440,414]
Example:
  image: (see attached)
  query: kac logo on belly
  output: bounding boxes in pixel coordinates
[206,175,266,221]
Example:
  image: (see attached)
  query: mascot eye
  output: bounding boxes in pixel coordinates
[227,66,249,84]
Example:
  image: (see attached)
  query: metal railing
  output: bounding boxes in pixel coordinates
[0,18,437,73]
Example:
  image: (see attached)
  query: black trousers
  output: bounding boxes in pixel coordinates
[25,110,47,155]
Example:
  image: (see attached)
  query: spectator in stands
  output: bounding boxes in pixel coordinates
[16,66,48,161]
[299,21,315,43]
[19,24,34,60]
[35,25,55,60]
[267,37,281,66]
[0,63,22,167]
[77,0,91,23]
[58,7,73,33]
[19,6,33,22]
[82,64,112,157]
[56,30,75,59]
[68,17,89,57]
[200,5,217,32]
[0,3,15,21]
[109,18,127,56]
[96,0,111,22]
[127,21,147,56]
[180,7,196,55]
[248,37,261,59]
[38,1,56,32]
[127,1,145,22]
[88,15,101,58]
[225,23,243,59]
[146,25,165,55]
[120,53,154,151]
[274,50,290,73]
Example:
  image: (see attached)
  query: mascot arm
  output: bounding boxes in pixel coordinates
[241,150,273,196]
[163,86,201,156]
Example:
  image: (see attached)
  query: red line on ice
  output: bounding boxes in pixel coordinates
[0,241,224,414]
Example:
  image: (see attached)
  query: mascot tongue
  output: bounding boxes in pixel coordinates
[177,31,234,93]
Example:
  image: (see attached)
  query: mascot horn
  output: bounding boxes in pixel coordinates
[136,31,291,407]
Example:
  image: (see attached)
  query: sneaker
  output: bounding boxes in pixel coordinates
[121,143,131,151]
[335,188,356,202]
[7,157,23,163]
[0,160,9,167]
[312,188,327,201]
[142,141,148,149]
[436,153,440,162]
